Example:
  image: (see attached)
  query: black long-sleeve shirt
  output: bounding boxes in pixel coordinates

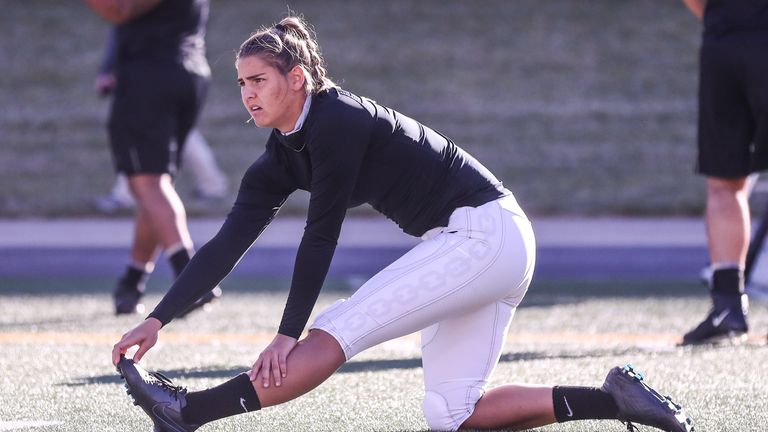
[149,87,508,338]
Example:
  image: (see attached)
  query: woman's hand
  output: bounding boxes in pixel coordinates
[248,333,298,388]
[111,317,163,365]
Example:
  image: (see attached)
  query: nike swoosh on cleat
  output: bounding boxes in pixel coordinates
[711,309,730,327]
[151,404,186,432]
[240,397,248,412]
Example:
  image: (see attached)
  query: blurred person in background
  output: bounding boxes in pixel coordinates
[93,28,228,214]
[110,15,693,432]
[82,0,221,316]
[680,0,768,345]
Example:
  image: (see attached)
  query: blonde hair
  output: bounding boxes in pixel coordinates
[237,16,335,94]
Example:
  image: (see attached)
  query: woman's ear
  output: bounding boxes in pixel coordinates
[288,65,307,91]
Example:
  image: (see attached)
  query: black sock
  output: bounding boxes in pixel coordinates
[119,265,149,291]
[168,248,192,278]
[552,386,618,422]
[182,373,261,425]
[711,267,744,296]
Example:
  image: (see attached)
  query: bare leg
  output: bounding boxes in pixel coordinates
[254,330,346,408]
[128,173,194,251]
[705,176,750,265]
[130,209,160,264]
[461,385,555,430]
[680,176,751,343]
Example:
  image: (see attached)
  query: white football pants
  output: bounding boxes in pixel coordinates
[310,194,536,431]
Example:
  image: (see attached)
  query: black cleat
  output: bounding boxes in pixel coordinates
[681,293,748,346]
[175,286,222,318]
[602,364,694,432]
[113,278,145,315]
[116,356,200,432]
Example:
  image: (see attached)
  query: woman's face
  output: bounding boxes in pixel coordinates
[236,55,306,133]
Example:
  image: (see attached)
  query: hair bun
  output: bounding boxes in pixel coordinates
[237,15,335,94]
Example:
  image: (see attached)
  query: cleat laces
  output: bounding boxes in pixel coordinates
[148,371,187,401]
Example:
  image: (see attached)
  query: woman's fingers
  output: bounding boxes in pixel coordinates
[273,352,283,386]
[260,355,273,388]
[112,333,137,365]
[110,319,161,366]
[111,341,127,366]
[133,340,152,363]
[248,359,261,381]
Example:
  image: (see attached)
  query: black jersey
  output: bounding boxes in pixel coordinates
[116,0,208,71]
[149,87,509,338]
[704,0,768,38]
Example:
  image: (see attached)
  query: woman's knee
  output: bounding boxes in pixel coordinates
[304,329,346,364]
[128,174,164,201]
[706,176,749,197]
[422,386,482,431]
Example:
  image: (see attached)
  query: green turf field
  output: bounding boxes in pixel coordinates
[1,0,707,218]
[1,277,766,431]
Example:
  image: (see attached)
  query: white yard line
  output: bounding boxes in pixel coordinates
[0,421,63,430]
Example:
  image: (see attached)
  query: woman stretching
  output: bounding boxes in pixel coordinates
[112,15,693,432]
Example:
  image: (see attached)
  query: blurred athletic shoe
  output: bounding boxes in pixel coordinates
[681,293,748,345]
[113,278,145,315]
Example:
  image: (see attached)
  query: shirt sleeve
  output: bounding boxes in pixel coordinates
[149,149,296,325]
[277,108,371,338]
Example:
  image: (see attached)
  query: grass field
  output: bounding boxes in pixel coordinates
[0,0,708,218]
[1,276,767,431]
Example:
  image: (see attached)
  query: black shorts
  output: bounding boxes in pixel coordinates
[697,32,768,178]
[108,61,209,176]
